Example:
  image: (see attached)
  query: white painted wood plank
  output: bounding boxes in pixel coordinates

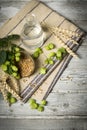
[0,0,65,1]
[0,0,39,37]
[0,1,87,19]
[0,93,87,117]
[73,20,87,31]
[0,0,84,97]
[0,1,87,34]
[0,1,87,21]
[45,1,87,20]
[0,1,67,102]
[0,118,87,130]
[0,1,85,91]
[52,37,87,92]
[0,3,87,130]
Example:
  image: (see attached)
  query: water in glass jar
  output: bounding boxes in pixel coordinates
[21,14,44,49]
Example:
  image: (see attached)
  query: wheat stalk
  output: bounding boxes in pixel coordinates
[9,76,20,94]
[54,34,78,58]
[44,24,78,58]
[50,26,80,37]
[3,81,21,101]
[51,27,78,45]
[43,22,78,58]
[1,88,9,103]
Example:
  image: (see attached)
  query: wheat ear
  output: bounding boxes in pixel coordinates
[1,88,9,103]
[9,76,20,94]
[52,28,78,45]
[42,23,78,58]
[3,81,21,101]
[53,31,78,58]
[51,26,80,37]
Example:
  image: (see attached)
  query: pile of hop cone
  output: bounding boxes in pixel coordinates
[0,34,35,105]
[42,22,81,58]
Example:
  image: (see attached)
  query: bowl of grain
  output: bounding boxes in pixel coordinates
[18,51,35,78]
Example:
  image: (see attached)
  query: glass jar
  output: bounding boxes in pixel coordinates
[21,14,44,50]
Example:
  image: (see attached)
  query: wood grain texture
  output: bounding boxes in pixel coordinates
[1,0,80,103]
[1,92,87,117]
[0,1,87,32]
[0,0,87,130]
[0,118,87,130]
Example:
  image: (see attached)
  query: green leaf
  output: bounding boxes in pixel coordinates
[0,50,7,65]
[0,38,9,47]
[7,66,13,75]
[0,34,20,49]
[7,34,20,41]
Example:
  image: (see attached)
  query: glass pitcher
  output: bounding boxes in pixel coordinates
[21,14,44,50]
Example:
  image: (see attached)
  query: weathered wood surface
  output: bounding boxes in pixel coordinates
[0,0,87,130]
[0,117,87,130]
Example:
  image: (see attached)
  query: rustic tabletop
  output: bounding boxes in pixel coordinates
[0,0,87,130]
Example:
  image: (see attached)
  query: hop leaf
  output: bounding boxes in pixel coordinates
[0,50,7,65]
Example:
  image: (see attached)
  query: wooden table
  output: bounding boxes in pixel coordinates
[0,0,87,130]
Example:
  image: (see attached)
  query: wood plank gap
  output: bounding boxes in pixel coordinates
[42,18,66,44]
[0,115,87,119]
[42,29,81,98]
[41,10,53,23]
[6,3,41,36]
[0,0,40,38]
[51,91,87,94]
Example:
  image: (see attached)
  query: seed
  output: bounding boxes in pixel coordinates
[37,105,44,112]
